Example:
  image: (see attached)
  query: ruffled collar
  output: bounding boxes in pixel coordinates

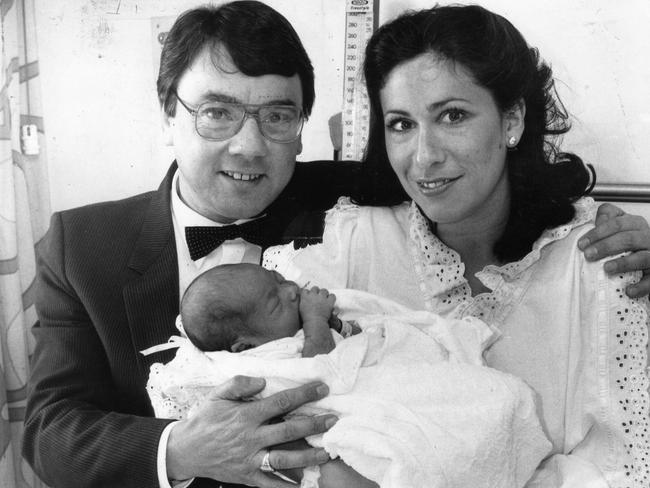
[480,197,597,279]
[408,197,598,322]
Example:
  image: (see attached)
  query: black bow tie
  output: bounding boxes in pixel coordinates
[185,218,270,260]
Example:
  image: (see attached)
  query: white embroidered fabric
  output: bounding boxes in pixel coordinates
[608,275,650,487]
[300,466,321,488]
[407,197,650,487]
[146,289,551,488]
[264,196,650,487]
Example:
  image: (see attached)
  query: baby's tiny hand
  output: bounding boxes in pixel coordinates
[300,286,336,322]
[300,286,337,357]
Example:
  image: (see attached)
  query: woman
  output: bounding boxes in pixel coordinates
[266,4,649,486]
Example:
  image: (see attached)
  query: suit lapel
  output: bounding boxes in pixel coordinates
[124,164,180,371]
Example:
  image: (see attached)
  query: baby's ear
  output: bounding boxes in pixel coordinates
[231,339,256,353]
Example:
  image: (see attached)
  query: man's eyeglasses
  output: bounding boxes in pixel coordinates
[174,93,305,144]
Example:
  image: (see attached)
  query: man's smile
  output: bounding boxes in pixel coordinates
[222,170,264,182]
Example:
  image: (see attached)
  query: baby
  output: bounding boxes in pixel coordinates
[146,264,552,488]
[179,262,359,358]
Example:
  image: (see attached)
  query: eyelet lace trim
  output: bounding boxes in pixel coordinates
[408,196,650,486]
[609,274,649,487]
[408,204,470,317]
[408,199,598,321]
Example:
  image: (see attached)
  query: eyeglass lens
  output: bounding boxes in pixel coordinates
[195,102,303,142]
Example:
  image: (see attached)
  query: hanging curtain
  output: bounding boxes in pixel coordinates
[0,0,51,486]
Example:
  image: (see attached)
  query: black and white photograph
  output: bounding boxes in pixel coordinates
[1,1,649,487]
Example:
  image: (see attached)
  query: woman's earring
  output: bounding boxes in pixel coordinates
[507,136,517,147]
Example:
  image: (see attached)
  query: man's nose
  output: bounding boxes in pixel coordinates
[227,117,268,158]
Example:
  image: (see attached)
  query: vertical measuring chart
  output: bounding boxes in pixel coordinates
[341,0,376,161]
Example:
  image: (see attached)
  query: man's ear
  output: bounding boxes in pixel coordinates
[161,107,174,147]
[296,135,303,156]
[504,98,526,144]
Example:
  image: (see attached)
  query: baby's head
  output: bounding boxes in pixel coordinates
[180,263,302,352]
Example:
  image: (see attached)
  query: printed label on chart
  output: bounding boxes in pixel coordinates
[341,0,374,161]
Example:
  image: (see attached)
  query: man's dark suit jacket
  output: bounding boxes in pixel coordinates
[23,161,360,488]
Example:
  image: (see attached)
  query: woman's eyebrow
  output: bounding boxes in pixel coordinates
[384,97,471,116]
[384,109,410,117]
[425,97,471,112]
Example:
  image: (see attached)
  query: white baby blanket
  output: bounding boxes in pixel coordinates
[146,289,551,487]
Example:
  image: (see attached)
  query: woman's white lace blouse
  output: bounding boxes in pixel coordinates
[263,196,650,488]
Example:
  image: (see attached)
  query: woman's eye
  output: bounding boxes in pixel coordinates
[440,108,467,124]
[386,118,414,132]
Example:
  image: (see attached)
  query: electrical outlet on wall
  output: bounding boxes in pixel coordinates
[21,124,40,155]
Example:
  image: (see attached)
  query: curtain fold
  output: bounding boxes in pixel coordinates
[0,0,51,486]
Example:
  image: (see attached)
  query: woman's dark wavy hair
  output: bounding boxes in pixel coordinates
[356,4,594,262]
[157,1,315,118]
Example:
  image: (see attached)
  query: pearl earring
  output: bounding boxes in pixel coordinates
[507,136,517,147]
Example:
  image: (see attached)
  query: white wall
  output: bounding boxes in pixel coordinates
[36,0,650,211]
[36,0,348,211]
[381,0,650,188]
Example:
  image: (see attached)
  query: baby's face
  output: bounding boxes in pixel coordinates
[245,267,302,341]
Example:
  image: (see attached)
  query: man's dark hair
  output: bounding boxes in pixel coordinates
[157,1,315,117]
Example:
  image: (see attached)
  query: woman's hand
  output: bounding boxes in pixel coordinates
[579,203,650,298]
[318,459,379,488]
[271,441,378,488]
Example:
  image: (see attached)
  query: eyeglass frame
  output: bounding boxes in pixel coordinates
[173,92,306,144]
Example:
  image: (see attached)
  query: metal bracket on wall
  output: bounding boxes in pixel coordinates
[591,184,650,203]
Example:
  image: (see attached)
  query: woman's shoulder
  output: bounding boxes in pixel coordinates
[537,197,598,249]
[324,196,411,230]
[528,199,644,296]
[487,198,597,279]
[536,198,637,276]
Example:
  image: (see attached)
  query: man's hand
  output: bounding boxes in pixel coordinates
[166,376,335,487]
[300,286,337,357]
[578,203,650,298]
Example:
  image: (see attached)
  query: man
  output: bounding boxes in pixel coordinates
[22,2,650,488]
